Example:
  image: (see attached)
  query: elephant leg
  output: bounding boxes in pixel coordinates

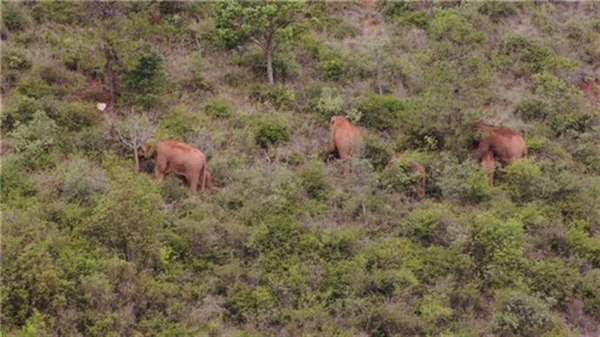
[339,151,351,176]
[154,155,168,182]
[186,172,199,195]
[327,140,337,156]
[416,176,425,200]
[154,168,166,182]
[481,155,495,185]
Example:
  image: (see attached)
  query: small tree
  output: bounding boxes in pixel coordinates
[10,110,58,170]
[106,109,157,172]
[216,1,307,85]
[418,10,492,153]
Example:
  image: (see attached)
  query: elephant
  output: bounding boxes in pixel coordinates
[138,139,207,194]
[322,115,362,175]
[480,151,496,184]
[386,159,426,200]
[473,122,527,166]
[576,77,600,108]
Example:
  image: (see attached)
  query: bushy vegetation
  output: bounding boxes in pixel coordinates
[2,1,599,335]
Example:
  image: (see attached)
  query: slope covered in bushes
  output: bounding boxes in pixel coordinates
[1,1,599,335]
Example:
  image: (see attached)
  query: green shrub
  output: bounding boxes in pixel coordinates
[473,216,526,288]
[10,110,59,170]
[254,120,290,149]
[36,63,71,86]
[298,160,331,201]
[54,101,99,132]
[504,159,545,203]
[521,44,554,74]
[500,36,531,55]
[538,162,582,203]
[181,51,212,91]
[1,94,41,132]
[204,98,233,119]
[159,175,190,204]
[225,286,275,325]
[398,11,430,29]
[362,134,393,172]
[500,36,577,76]
[60,156,111,206]
[187,51,206,82]
[356,94,407,133]
[383,1,413,19]
[438,159,492,204]
[158,107,198,139]
[223,71,246,88]
[515,99,549,121]
[1,2,29,32]
[17,76,53,99]
[318,54,347,82]
[322,18,361,40]
[2,48,31,71]
[574,141,600,174]
[82,169,163,267]
[478,2,517,22]
[318,227,363,262]
[581,269,600,321]
[283,152,305,166]
[531,72,595,136]
[402,206,453,247]
[123,44,167,109]
[246,214,302,260]
[29,1,85,25]
[248,51,299,82]
[250,84,296,110]
[0,156,37,201]
[527,259,578,307]
[381,161,418,195]
[492,290,553,336]
[1,211,64,331]
[360,238,422,297]
[316,87,344,120]
[568,222,600,268]
[71,127,108,158]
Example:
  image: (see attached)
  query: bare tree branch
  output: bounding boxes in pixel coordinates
[110,108,158,172]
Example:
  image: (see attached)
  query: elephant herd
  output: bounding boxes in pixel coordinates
[138,115,527,198]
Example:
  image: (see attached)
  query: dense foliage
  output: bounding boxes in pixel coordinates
[2,1,599,336]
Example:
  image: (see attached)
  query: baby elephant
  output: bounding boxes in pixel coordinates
[138,140,208,194]
[386,159,426,200]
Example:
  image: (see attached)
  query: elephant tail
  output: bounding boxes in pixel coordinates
[199,163,207,191]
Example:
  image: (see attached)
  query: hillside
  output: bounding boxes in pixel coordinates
[1,1,599,336]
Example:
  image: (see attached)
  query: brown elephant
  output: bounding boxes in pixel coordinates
[576,77,600,108]
[474,122,527,166]
[322,115,362,175]
[139,140,207,194]
[386,159,426,200]
[480,151,496,184]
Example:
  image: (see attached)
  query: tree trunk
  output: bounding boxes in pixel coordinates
[266,47,274,85]
[134,148,141,172]
[105,46,118,105]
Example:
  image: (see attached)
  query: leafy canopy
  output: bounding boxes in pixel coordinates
[216,1,305,50]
